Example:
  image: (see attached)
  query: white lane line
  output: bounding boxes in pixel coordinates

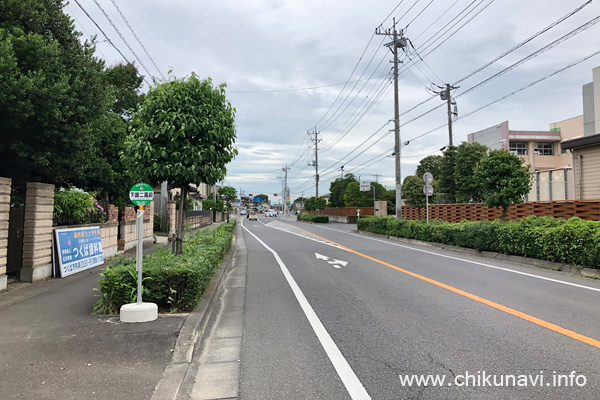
[242,224,371,400]
[291,223,600,294]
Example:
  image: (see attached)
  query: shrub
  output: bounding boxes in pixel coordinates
[297,213,329,223]
[94,220,236,314]
[54,187,106,225]
[356,216,600,268]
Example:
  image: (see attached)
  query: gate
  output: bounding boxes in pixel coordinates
[7,205,25,279]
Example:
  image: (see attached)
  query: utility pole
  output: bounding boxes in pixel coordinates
[373,173,382,183]
[340,165,344,179]
[376,18,407,220]
[435,83,459,147]
[282,165,290,217]
[308,129,321,198]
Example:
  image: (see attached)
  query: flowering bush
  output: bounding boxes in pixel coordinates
[54,187,106,225]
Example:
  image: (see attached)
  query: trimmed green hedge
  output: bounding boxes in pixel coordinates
[94,220,236,314]
[298,213,329,223]
[357,216,600,269]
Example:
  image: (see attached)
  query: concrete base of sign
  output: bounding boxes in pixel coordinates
[120,302,158,323]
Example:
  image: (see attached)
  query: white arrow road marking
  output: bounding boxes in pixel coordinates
[328,259,348,267]
[315,253,347,268]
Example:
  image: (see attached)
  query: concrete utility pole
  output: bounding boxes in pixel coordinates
[435,83,459,147]
[376,18,407,220]
[308,129,321,198]
[373,173,382,183]
[282,165,290,217]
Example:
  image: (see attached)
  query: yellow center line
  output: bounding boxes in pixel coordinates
[284,222,600,349]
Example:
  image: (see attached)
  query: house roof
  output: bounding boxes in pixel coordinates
[561,133,600,150]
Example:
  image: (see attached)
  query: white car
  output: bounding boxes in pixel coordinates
[265,210,277,217]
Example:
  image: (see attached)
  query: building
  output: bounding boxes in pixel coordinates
[467,121,577,201]
[560,66,600,200]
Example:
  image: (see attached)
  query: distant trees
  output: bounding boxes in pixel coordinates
[303,197,327,212]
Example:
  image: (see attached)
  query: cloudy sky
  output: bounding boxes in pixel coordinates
[65,0,600,203]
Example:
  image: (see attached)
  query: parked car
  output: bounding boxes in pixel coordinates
[248,211,258,221]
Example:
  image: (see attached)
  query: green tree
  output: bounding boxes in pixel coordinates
[328,173,357,207]
[71,63,144,205]
[415,155,443,181]
[0,0,110,189]
[454,142,488,203]
[219,186,237,223]
[344,181,363,207]
[303,197,326,212]
[402,175,426,218]
[124,74,237,254]
[474,149,533,221]
[437,146,458,203]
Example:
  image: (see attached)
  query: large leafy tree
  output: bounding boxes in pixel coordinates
[304,197,327,212]
[0,0,109,189]
[71,63,145,206]
[402,175,426,218]
[474,149,532,221]
[124,74,237,254]
[437,146,458,203]
[454,142,488,203]
[328,173,357,207]
[415,155,443,181]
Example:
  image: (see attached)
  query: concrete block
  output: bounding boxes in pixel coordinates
[28,197,54,206]
[0,195,9,205]
[23,231,53,242]
[26,182,54,191]
[24,204,54,213]
[0,203,10,213]
[120,302,158,323]
[0,238,8,248]
[20,264,52,282]
[0,275,6,291]
[0,221,8,231]
[21,255,52,269]
[22,241,52,253]
[0,177,12,185]
[0,248,6,258]
[0,230,7,240]
[0,265,5,274]
[24,219,53,229]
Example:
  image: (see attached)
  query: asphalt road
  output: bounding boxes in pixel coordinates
[239,216,600,400]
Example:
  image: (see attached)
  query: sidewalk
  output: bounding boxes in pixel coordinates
[0,221,229,400]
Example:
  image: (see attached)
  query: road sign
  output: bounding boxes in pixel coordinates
[129,182,154,206]
[423,184,434,196]
[360,180,371,191]
[423,172,433,184]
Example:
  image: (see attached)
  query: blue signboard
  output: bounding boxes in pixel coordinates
[54,226,104,277]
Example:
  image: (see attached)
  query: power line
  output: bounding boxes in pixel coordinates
[91,0,155,83]
[72,0,151,85]
[109,0,166,80]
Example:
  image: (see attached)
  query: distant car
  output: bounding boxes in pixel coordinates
[240,210,247,216]
[265,210,277,217]
[248,211,258,221]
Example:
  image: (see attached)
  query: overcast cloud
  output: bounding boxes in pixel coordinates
[66,0,600,202]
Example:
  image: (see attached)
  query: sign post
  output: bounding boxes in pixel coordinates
[120,183,157,323]
[423,173,434,223]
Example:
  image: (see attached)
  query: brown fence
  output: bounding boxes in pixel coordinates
[321,200,600,222]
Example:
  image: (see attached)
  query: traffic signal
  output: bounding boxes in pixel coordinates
[274,193,279,196]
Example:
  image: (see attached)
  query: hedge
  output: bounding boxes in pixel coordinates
[297,213,329,223]
[94,220,236,314]
[357,216,600,269]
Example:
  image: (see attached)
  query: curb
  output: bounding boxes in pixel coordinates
[151,223,240,400]
[356,230,597,278]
